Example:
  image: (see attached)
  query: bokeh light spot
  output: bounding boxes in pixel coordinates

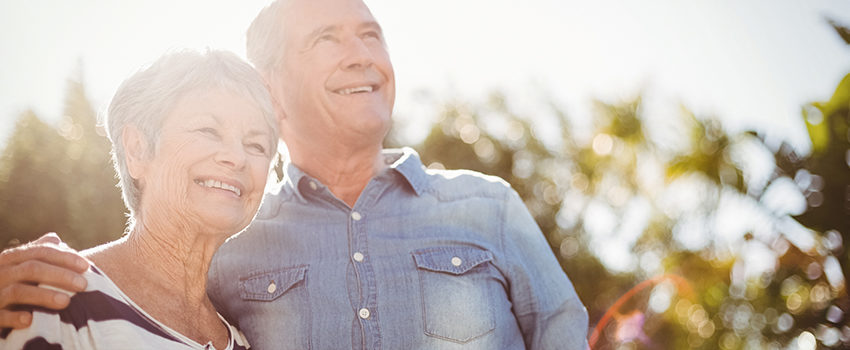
[776,313,794,333]
[459,124,480,144]
[825,305,844,324]
[794,331,816,350]
[592,133,613,155]
[817,325,841,347]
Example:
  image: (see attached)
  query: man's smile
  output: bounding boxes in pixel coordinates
[335,85,375,95]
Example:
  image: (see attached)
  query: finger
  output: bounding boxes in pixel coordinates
[0,244,89,274]
[0,310,33,329]
[0,283,71,310]
[0,260,87,293]
[32,232,62,246]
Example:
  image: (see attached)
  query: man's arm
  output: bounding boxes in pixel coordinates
[0,233,89,329]
[501,189,589,350]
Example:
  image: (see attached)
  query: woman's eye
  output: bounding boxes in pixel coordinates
[198,127,219,136]
[315,34,336,45]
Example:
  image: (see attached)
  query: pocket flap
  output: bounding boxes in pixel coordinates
[239,265,307,301]
[412,247,493,275]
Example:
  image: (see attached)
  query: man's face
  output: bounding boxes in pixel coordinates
[272,0,395,149]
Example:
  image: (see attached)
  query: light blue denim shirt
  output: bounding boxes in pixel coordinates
[208,148,588,350]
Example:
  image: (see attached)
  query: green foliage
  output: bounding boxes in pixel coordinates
[0,111,74,246]
[0,79,125,250]
[397,83,847,348]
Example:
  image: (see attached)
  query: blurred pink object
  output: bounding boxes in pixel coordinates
[614,311,650,345]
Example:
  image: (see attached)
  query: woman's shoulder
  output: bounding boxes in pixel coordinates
[0,267,111,349]
[0,266,193,349]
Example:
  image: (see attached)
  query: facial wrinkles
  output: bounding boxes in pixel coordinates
[273,0,394,149]
[142,136,212,237]
[136,91,269,240]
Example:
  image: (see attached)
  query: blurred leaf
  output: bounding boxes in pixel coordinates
[828,18,850,45]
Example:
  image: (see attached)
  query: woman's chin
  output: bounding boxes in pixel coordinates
[192,211,252,236]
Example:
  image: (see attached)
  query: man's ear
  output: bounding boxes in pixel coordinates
[262,72,288,123]
[122,125,149,182]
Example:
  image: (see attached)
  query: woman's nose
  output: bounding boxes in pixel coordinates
[215,140,247,169]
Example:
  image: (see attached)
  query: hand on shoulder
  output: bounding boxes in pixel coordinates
[0,233,89,329]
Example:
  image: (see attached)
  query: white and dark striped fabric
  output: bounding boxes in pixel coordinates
[0,266,250,350]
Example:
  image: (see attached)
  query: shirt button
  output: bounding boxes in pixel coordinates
[358,308,371,319]
[351,211,362,221]
[451,257,462,267]
[353,252,364,262]
[309,181,318,190]
[267,281,277,294]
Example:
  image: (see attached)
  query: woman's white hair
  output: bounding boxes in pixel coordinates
[103,49,278,228]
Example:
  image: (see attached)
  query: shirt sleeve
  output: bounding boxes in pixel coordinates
[501,188,589,350]
[0,308,86,350]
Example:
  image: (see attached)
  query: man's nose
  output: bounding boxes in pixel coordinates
[340,36,374,70]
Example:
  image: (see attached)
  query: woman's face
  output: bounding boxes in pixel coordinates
[135,88,275,235]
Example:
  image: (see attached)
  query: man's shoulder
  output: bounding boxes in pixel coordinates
[420,167,513,200]
[253,180,290,220]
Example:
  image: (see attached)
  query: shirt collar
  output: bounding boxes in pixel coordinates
[383,147,430,196]
[281,147,430,200]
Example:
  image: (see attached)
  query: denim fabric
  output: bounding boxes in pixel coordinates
[208,148,588,350]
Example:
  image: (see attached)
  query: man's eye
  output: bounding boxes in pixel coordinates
[363,31,380,40]
[248,143,266,154]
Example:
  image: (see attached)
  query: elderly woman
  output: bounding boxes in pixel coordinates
[0,49,278,349]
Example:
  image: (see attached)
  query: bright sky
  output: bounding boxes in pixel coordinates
[1,0,849,153]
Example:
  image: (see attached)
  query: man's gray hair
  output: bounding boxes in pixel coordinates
[104,49,278,227]
[246,0,288,75]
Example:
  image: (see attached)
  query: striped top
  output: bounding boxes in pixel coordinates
[0,265,250,350]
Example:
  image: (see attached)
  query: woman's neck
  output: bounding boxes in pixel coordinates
[84,222,229,348]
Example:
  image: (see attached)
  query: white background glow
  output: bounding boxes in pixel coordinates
[1,0,849,152]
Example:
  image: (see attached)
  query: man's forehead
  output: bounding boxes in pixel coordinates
[281,0,377,32]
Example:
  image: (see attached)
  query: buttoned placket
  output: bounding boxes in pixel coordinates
[348,176,393,350]
[297,165,400,349]
[300,175,381,348]
[349,205,382,349]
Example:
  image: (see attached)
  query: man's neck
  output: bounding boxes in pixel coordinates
[289,145,385,207]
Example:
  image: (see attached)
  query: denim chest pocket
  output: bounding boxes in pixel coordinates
[237,265,312,349]
[239,265,307,301]
[412,247,496,344]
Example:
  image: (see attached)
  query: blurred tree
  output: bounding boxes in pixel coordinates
[0,111,73,247]
[762,18,850,348]
[56,78,126,248]
[792,73,850,288]
[0,78,125,250]
[390,82,847,348]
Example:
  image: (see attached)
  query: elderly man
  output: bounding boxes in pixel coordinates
[0,0,589,348]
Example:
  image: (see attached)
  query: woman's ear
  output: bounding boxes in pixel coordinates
[122,125,149,181]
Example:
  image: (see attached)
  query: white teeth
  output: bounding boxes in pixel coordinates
[196,179,241,196]
[338,86,373,95]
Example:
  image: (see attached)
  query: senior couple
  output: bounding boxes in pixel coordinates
[0,0,588,349]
